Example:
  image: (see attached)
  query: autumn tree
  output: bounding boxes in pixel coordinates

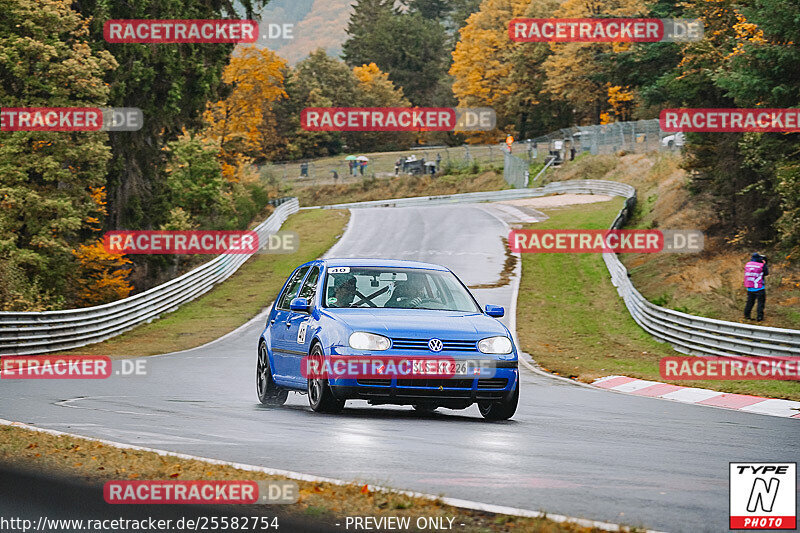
[71,240,133,307]
[345,63,414,151]
[450,0,544,141]
[646,0,784,247]
[203,46,288,177]
[542,0,646,124]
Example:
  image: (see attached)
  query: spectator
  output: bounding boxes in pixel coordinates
[743,252,769,321]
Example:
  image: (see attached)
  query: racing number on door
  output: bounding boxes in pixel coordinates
[297,322,308,344]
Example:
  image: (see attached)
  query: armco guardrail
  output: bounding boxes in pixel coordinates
[319,180,800,359]
[0,198,299,356]
[313,180,631,210]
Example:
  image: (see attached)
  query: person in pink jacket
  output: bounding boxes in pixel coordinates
[743,252,769,321]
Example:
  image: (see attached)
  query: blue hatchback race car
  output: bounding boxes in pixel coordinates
[256,259,519,420]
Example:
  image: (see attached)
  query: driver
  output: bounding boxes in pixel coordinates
[330,275,357,307]
[387,276,426,308]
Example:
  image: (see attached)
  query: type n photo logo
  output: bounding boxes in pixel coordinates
[730,463,796,530]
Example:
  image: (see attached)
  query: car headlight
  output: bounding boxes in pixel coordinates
[349,332,391,351]
[477,336,512,354]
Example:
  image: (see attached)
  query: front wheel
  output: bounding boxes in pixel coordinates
[257,342,288,407]
[478,383,518,421]
[307,344,344,413]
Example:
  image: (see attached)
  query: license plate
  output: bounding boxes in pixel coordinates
[411,360,478,377]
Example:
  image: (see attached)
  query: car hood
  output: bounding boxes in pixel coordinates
[324,308,510,339]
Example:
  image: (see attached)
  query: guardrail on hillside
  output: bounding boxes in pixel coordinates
[317,180,800,359]
[0,199,300,356]
[603,206,800,359]
[312,181,629,210]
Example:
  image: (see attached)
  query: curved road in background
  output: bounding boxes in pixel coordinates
[1,203,796,533]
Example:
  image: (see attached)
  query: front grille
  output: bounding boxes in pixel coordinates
[357,379,391,386]
[477,378,508,389]
[391,337,477,352]
[396,378,474,389]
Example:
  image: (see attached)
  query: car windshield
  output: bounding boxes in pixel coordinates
[322,267,481,312]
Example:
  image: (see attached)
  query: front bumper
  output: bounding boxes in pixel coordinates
[329,366,518,406]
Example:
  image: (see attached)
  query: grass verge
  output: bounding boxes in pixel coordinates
[0,425,621,533]
[516,199,800,401]
[291,170,507,207]
[67,209,349,357]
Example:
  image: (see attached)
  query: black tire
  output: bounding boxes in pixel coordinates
[307,344,344,413]
[413,404,438,414]
[257,342,288,407]
[478,383,518,421]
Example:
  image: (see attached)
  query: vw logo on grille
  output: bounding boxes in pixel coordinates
[428,338,443,352]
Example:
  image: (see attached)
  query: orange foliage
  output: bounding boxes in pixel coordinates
[72,239,133,306]
[203,46,288,178]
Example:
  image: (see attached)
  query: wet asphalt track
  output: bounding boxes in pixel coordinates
[1,204,797,533]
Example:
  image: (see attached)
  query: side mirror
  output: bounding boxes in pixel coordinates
[485,304,504,318]
[290,297,310,313]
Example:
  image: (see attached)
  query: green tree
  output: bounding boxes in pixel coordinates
[162,132,229,226]
[0,0,116,310]
[341,0,398,70]
[342,1,450,105]
[73,0,269,230]
[272,49,358,158]
[651,0,796,250]
[716,0,800,253]
[270,50,415,158]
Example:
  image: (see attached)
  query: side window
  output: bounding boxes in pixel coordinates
[277,266,309,309]
[298,266,320,303]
